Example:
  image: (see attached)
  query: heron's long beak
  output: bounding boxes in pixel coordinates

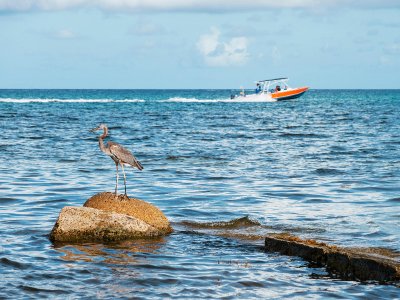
[89,126,99,133]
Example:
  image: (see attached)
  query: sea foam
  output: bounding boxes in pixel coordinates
[163,95,276,103]
[0,98,145,103]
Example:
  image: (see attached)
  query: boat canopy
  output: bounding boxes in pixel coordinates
[256,78,288,84]
[255,77,290,94]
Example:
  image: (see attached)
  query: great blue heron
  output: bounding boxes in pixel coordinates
[90,124,143,197]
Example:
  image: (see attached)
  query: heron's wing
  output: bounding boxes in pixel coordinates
[108,142,144,170]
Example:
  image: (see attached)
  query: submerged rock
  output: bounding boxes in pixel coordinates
[84,192,173,234]
[50,206,160,243]
[181,216,260,230]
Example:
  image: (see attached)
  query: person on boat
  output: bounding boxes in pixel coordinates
[255,83,261,94]
[275,85,281,92]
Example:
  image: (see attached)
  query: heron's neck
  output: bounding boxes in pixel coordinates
[100,127,108,139]
[98,127,109,154]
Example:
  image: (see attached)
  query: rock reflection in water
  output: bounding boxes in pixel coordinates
[54,237,166,265]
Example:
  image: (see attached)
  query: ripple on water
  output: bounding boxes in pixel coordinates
[19,285,69,295]
[303,198,333,204]
[387,197,400,203]
[0,257,30,270]
[314,168,344,176]
[279,132,331,139]
[0,197,21,204]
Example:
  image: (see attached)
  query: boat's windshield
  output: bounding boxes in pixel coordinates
[257,79,290,93]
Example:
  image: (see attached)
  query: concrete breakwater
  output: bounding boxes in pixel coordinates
[181,217,400,284]
[264,233,400,283]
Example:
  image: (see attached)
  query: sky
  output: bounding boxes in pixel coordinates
[0,0,399,89]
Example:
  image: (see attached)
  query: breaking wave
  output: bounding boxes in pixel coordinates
[1,96,277,104]
[0,98,145,103]
[163,96,277,103]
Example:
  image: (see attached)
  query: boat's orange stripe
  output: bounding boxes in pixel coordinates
[271,87,309,99]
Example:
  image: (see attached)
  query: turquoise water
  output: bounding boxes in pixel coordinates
[0,89,399,298]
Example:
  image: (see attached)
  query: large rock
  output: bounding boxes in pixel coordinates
[83,192,173,234]
[50,206,160,243]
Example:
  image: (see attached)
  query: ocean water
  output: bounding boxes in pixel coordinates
[0,89,399,299]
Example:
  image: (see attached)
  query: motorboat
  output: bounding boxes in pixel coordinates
[231,78,308,101]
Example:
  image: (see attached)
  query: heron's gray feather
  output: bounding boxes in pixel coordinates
[108,142,143,170]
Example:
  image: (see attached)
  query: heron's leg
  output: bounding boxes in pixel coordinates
[120,163,127,196]
[115,162,119,196]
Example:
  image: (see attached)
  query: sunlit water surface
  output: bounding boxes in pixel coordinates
[0,89,399,299]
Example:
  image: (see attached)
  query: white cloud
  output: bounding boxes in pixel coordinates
[0,0,88,11]
[196,27,249,67]
[197,27,220,57]
[0,0,399,13]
